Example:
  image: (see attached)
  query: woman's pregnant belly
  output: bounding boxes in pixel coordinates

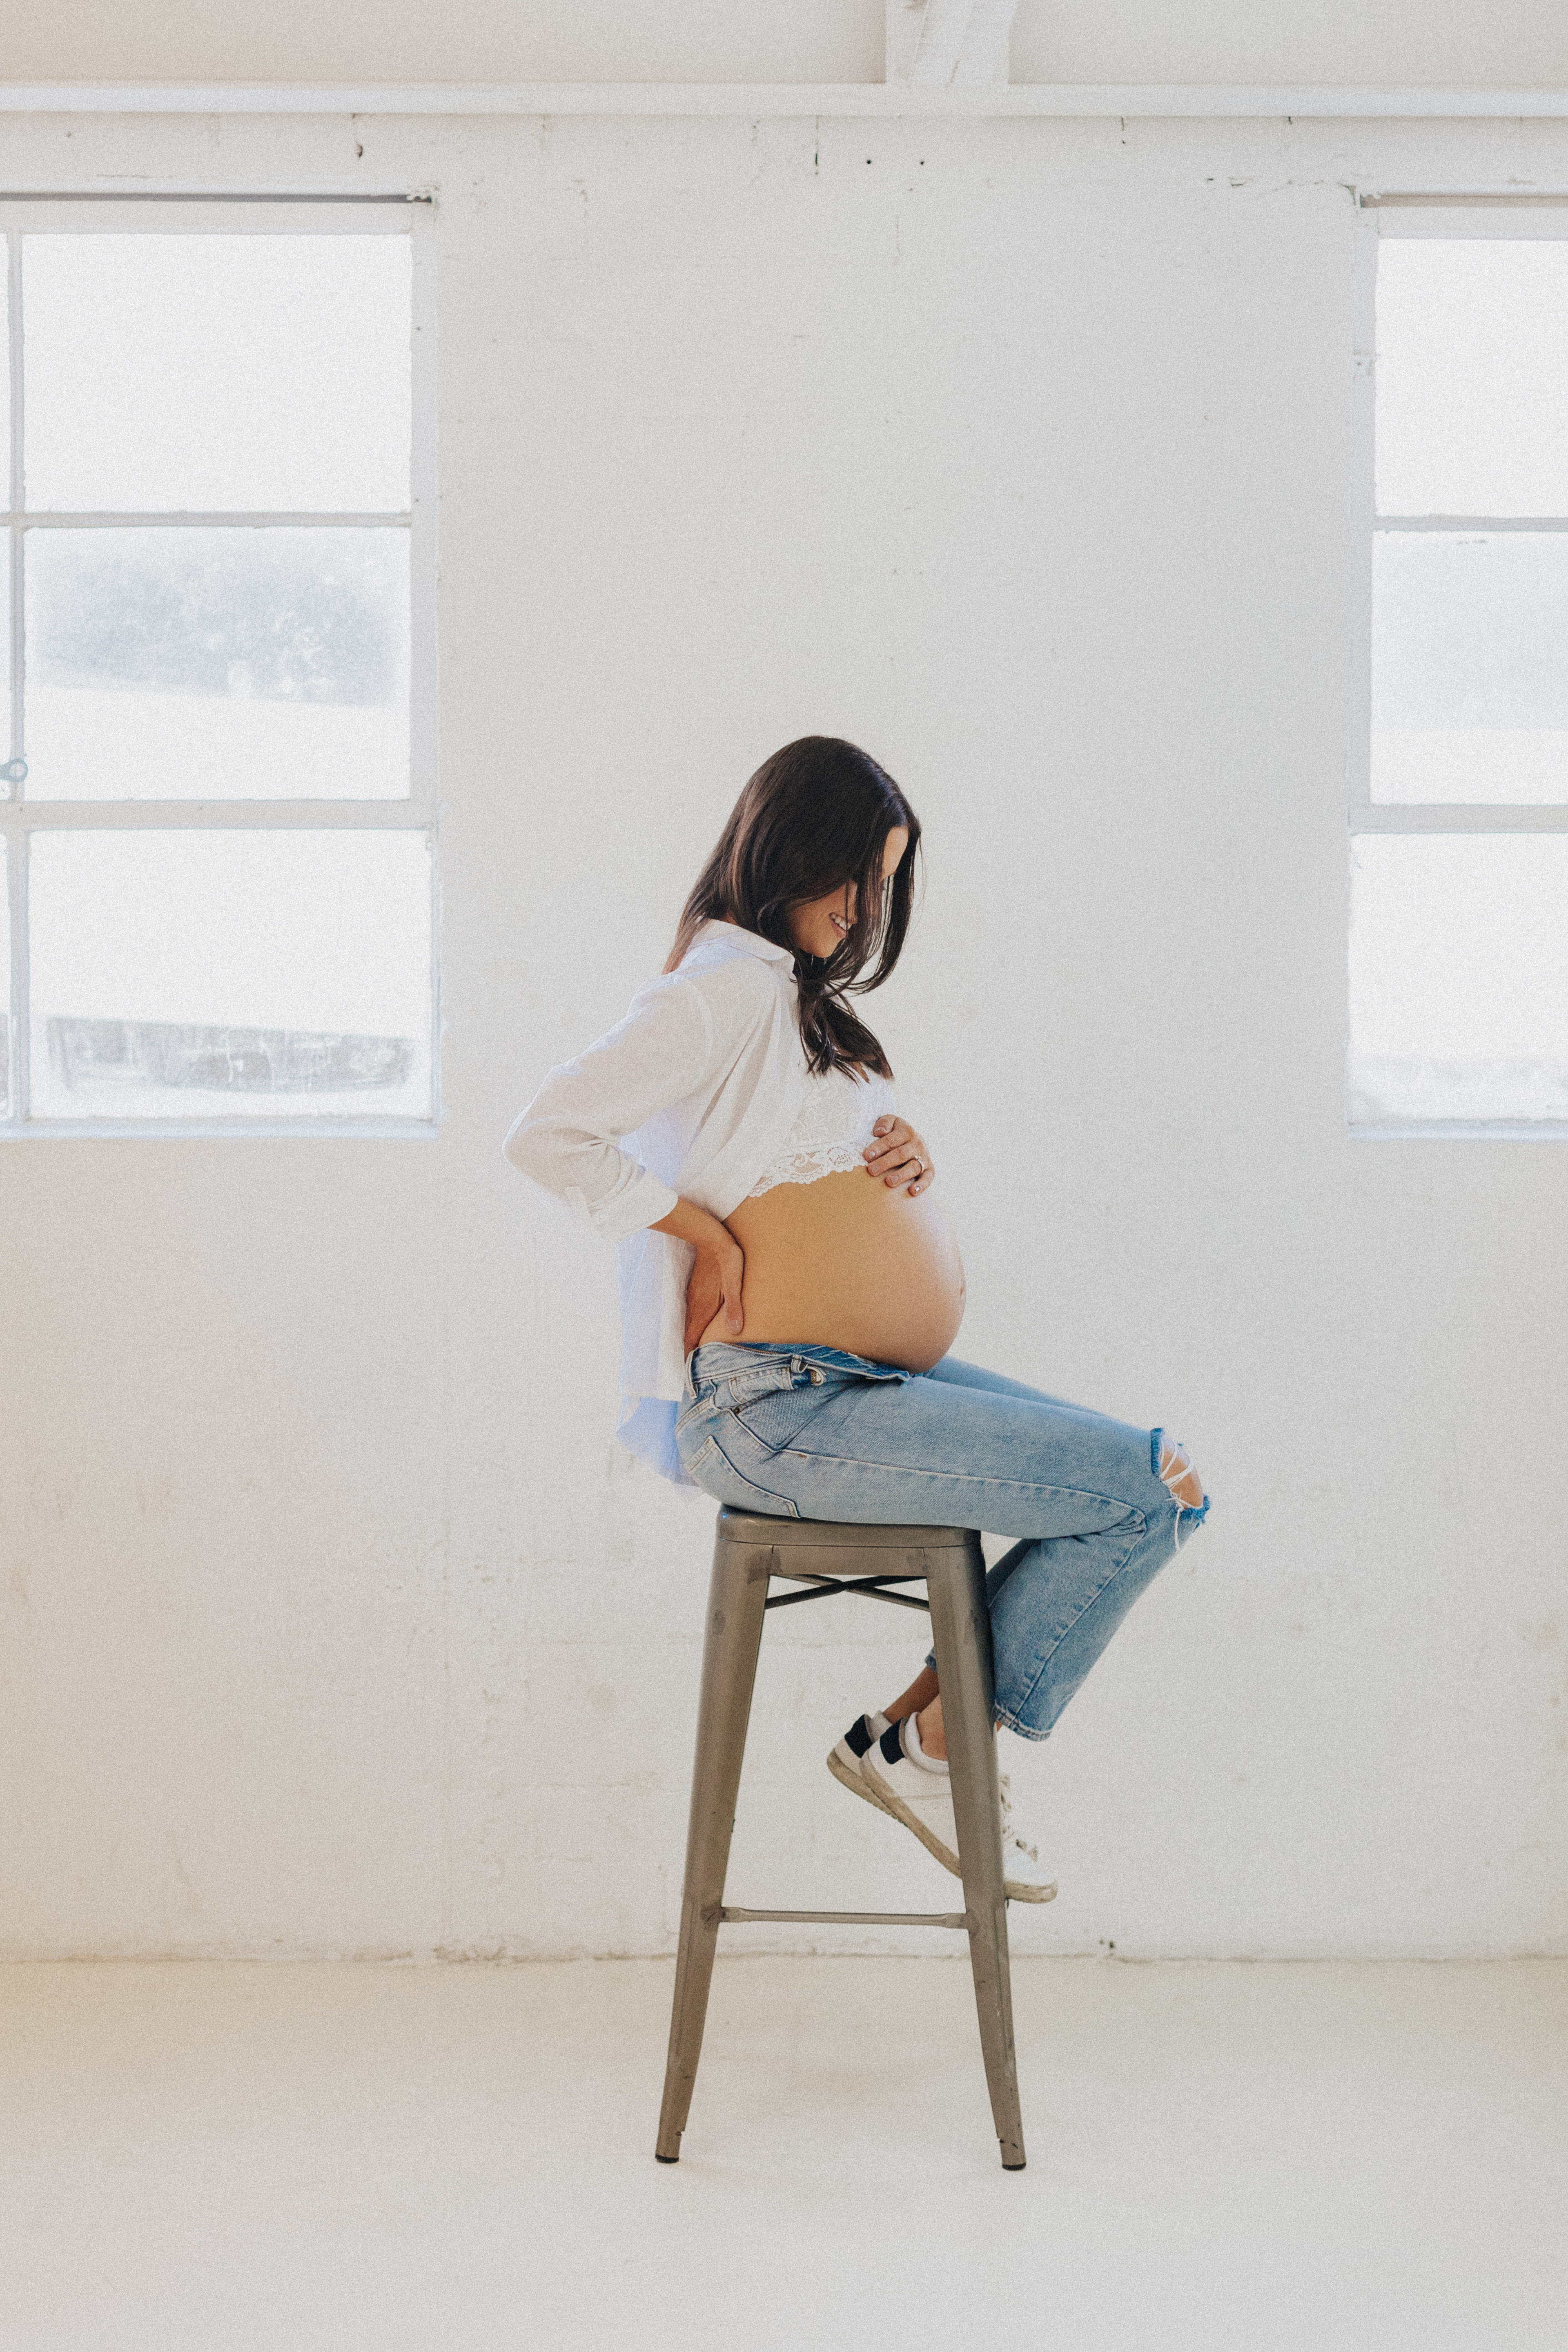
[697,1166,966,1371]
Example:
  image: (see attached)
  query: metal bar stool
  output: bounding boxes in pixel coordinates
[655,1506,1026,2170]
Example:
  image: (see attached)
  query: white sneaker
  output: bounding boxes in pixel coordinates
[857,1718,1057,1903]
[825,1712,894,1815]
[996,1771,1057,1903]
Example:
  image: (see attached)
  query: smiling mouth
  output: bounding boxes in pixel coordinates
[830,913,851,936]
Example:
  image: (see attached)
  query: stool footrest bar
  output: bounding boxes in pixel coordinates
[719,1906,969,1928]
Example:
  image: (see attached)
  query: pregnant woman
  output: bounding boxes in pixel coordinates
[504,735,1211,1900]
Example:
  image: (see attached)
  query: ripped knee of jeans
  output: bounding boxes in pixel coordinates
[1151,1427,1209,1545]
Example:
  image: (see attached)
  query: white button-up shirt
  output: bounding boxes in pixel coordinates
[502,919,813,1483]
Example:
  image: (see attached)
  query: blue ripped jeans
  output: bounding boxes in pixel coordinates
[675,1342,1212,1741]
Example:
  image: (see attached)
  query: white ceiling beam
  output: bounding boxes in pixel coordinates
[950,0,1021,89]
[887,0,1018,88]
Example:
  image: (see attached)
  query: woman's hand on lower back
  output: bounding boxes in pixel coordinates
[680,1232,746,1353]
[650,1197,747,1353]
[863,1114,935,1197]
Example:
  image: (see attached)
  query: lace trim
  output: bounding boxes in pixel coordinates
[746,1142,869,1198]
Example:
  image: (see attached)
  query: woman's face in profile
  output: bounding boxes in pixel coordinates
[786,825,909,961]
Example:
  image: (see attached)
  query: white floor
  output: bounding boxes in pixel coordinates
[2,1957,1563,2351]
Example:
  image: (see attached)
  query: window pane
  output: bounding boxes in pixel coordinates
[24,527,410,802]
[1349,834,1568,1123]
[1372,531,1568,804]
[0,840,9,1116]
[0,259,9,475]
[1,548,11,797]
[1377,241,1568,518]
[23,234,411,514]
[29,829,431,1121]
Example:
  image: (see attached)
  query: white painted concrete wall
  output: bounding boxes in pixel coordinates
[1,103,1565,1963]
[3,0,1568,89]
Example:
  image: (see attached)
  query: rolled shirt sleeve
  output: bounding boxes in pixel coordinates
[501,971,716,1244]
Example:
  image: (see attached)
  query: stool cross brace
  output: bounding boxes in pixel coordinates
[764,1569,931,1614]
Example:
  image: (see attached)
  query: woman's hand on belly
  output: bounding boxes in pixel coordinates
[649,1197,748,1353]
[862,1113,936,1197]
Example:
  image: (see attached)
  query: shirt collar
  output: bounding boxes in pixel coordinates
[693,917,795,966]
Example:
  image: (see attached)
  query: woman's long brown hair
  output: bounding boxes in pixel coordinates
[663,736,921,1079]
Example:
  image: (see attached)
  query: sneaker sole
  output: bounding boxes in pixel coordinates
[862,1755,1059,1903]
[826,1746,895,1817]
[860,1754,962,1876]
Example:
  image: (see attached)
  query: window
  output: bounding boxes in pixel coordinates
[1,196,436,1135]
[1350,202,1568,1137]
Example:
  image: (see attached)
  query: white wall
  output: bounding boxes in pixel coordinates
[2,0,1567,88]
[1,102,1565,1963]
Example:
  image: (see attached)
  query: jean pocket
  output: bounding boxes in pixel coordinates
[731,1379,835,1453]
[733,1358,911,1451]
[684,1428,802,1520]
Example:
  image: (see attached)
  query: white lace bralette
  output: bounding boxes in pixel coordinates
[746,1061,898,1199]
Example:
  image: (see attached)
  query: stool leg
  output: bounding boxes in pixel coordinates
[927,1545,1027,2170]
[655,1534,771,2162]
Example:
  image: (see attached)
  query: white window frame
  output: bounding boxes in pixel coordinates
[0,191,439,1140]
[1350,194,1568,1141]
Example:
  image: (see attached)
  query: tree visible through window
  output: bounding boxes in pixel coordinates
[0,199,435,1133]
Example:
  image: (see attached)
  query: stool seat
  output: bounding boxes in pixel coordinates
[655,1505,1027,2170]
[716,1507,980,1549]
